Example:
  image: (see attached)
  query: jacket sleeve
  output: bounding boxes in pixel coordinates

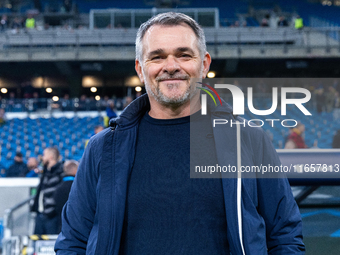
[54,136,101,254]
[255,129,305,254]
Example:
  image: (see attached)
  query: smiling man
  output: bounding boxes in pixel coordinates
[135,23,210,118]
[55,12,305,254]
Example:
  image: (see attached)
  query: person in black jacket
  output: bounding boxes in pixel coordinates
[32,147,64,234]
[54,160,78,233]
[333,130,340,148]
[277,16,289,27]
[6,152,28,177]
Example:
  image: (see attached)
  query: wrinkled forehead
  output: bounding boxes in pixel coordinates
[144,22,197,38]
[141,24,200,56]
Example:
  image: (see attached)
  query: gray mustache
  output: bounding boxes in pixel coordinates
[155,74,190,82]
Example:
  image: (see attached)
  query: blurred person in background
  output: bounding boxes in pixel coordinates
[285,122,308,149]
[294,15,304,30]
[100,95,109,110]
[7,92,17,111]
[106,99,117,119]
[0,162,6,177]
[0,108,6,126]
[261,18,269,27]
[25,13,35,30]
[63,0,72,13]
[11,17,23,34]
[231,20,240,27]
[333,91,340,120]
[54,160,78,232]
[32,147,64,234]
[24,157,40,177]
[21,80,35,98]
[32,91,40,111]
[123,96,133,109]
[94,125,104,134]
[136,91,142,98]
[61,94,72,111]
[332,130,340,148]
[0,14,8,32]
[315,87,325,113]
[6,152,28,177]
[277,16,288,27]
[325,86,336,113]
[104,100,117,126]
[78,94,88,111]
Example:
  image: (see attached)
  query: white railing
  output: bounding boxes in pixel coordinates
[0,27,305,47]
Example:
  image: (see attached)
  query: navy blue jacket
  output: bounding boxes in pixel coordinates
[55,94,305,254]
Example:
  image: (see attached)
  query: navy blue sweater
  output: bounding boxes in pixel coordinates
[119,112,229,254]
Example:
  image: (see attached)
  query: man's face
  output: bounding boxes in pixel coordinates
[14,156,23,163]
[135,24,211,106]
[27,158,38,170]
[42,149,52,166]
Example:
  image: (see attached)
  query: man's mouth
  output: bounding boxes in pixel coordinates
[156,74,190,82]
[160,79,185,83]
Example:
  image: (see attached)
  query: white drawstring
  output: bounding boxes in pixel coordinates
[236,121,246,255]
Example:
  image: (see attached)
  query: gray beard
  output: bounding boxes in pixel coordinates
[145,81,198,107]
[141,63,203,106]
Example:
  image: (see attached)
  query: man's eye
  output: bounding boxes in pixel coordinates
[151,56,160,60]
[181,54,191,58]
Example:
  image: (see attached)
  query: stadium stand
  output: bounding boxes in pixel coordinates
[243,98,340,149]
[0,115,103,171]
[0,90,338,174]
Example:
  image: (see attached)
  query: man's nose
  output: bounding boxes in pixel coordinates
[163,55,180,74]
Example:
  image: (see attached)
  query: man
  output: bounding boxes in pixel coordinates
[21,157,39,177]
[0,108,5,126]
[285,122,308,149]
[54,160,79,233]
[333,129,340,148]
[55,12,305,254]
[0,161,5,177]
[26,157,40,177]
[294,15,304,30]
[0,14,8,32]
[106,100,117,120]
[25,13,35,29]
[6,152,28,177]
[277,16,288,27]
[32,147,64,234]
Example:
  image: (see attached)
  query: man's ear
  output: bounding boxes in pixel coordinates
[202,52,212,79]
[135,59,144,84]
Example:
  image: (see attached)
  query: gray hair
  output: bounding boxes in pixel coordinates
[135,12,207,61]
